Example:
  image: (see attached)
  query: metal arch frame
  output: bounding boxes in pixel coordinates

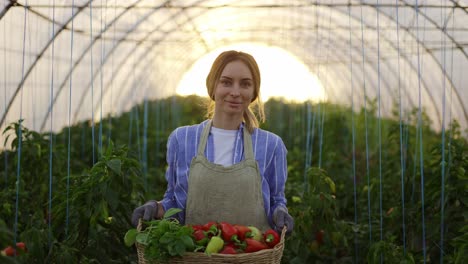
[91,44,190,122]
[328,2,461,127]
[195,6,441,126]
[54,3,441,129]
[149,3,465,127]
[114,49,191,113]
[0,0,15,20]
[307,2,445,128]
[2,1,466,129]
[0,0,92,126]
[36,0,176,130]
[251,0,466,124]
[362,0,468,124]
[451,0,468,16]
[90,22,414,128]
[64,1,209,129]
[73,9,403,128]
[400,0,468,59]
[54,2,457,129]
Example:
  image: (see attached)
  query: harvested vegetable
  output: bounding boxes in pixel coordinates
[124,208,195,262]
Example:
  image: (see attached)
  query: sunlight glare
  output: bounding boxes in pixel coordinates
[176,43,325,103]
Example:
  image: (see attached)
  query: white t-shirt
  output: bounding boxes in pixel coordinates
[211,126,237,166]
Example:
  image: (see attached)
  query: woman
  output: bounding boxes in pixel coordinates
[132,50,294,235]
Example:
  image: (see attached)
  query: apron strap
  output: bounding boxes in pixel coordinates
[197,120,255,161]
[243,125,254,161]
[197,120,212,156]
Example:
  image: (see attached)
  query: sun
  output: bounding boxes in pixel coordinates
[176,43,325,103]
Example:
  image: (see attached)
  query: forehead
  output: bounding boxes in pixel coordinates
[220,60,252,78]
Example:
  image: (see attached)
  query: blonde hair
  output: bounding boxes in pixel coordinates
[205,50,265,133]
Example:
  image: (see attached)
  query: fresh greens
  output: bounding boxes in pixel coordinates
[124,208,195,261]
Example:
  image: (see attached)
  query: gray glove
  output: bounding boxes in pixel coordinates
[131,200,159,227]
[273,206,294,236]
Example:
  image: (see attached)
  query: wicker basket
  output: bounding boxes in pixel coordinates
[135,222,287,264]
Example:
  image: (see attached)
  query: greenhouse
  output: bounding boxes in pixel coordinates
[1,0,467,263]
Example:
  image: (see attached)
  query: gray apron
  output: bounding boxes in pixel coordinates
[185,120,270,231]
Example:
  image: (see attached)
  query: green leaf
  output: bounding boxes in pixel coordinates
[159,233,175,244]
[163,208,182,219]
[180,235,195,249]
[168,241,186,256]
[124,229,138,247]
[106,159,121,175]
[136,233,149,245]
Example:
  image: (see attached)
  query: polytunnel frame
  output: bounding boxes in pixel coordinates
[305,4,440,123]
[0,1,457,128]
[64,2,459,133]
[68,2,449,130]
[1,0,467,132]
[0,0,174,127]
[65,7,405,128]
[57,3,433,129]
[339,1,466,126]
[65,0,191,128]
[120,1,466,129]
[0,2,456,126]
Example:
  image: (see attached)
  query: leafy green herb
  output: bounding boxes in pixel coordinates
[124,208,195,261]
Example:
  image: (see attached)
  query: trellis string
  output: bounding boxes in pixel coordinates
[128,107,134,149]
[439,3,448,262]
[89,1,96,164]
[65,0,76,237]
[347,3,358,262]
[98,0,106,155]
[48,0,56,248]
[376,1,384,253]
[3,0,8,186]
[14,0,28,250]
[303,101,312,193]
[143,99,149,187]
[359,2,372,243]
[415,1,427,262]
[314,2,322,170]
[395,0,407,254]
[107,0,118,148]
[318,0,333,169]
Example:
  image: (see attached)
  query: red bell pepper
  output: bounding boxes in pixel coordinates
[233,224,252,240]
[190,224,204,231]
[315,230,325,245]
[218,222,240,242]
[202,221,217,231]
[1,242,27,256]
[244,238,269,253]
[193,229,209,246]
[263,229,280,248]
[202,221,218,237]
[219,244,237,254]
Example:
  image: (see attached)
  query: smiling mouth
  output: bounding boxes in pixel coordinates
[226,100,242,105]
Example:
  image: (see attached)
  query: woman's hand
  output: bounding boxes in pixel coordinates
[273,206,294,236]
[131,200,164,227]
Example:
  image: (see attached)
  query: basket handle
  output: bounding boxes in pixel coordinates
[280,226,287,240]
[137,218,145,232]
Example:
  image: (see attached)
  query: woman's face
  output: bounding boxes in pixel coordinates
[214,60,254,118]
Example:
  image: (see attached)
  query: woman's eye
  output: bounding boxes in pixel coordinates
[241,82,251,88]
[221,80,231,86]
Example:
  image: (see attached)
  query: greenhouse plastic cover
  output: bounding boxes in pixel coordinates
[1,0,467,144]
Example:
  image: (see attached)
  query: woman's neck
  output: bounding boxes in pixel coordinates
[212,114,242,130]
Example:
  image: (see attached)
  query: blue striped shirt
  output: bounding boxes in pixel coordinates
[160,119,288,227]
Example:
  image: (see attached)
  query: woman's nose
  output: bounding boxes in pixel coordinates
[230,84,240,96]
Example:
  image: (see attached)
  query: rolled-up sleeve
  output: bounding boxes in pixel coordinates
[161,130,179,211]
[266,136,288,221]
